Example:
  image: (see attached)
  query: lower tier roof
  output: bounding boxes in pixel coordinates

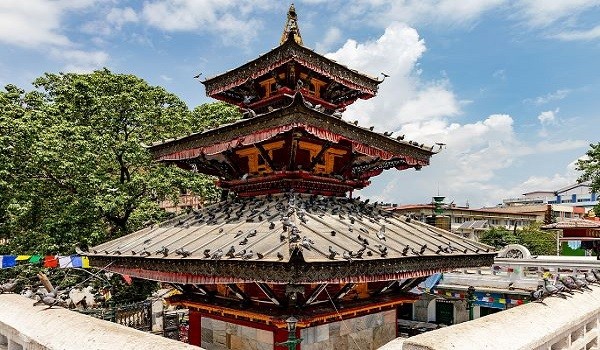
[87,193,495,284]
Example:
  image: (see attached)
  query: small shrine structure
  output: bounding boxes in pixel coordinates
[87,5,495,349]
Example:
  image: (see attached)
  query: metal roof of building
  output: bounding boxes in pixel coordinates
[87,193,495,284]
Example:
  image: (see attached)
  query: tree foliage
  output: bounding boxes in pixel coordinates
[577,142,600,215]
[0,69,241,255]
[480,222,557,255]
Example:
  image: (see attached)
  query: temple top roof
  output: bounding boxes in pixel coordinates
[280,4,303,46]
[87,193,495,284]
[201,6,382,110]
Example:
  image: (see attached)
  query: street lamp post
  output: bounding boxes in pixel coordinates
[466,286,476,321]
[276,316,303,350]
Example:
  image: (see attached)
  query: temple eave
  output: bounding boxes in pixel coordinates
[201,40,380,100]
[89,254,495,285]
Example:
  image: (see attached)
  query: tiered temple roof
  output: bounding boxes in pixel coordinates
[86,5,495,329]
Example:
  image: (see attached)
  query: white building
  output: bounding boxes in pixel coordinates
[503,182,598,211]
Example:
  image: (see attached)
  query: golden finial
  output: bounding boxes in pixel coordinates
[280,3,303,46]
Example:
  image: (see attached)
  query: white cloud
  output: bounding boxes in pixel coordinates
[326,23,461,130]
[510,158,583,195]
[526,89,570,105]
[492,69,506,80]
[107,7,139,28]
[51,49,109,73]
[141,0,273,45]
[553,25,600,41]
[0,0,94,48]
[512,0,600,28]
[331,21,590,207]
[351,0,506,27]
[537,109,558,125]
[316,27,342,52]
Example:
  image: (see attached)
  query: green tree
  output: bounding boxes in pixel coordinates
[480,223,556,255]
[518,222,557,255]
[0,69,240,254]
[577,142,600,215]
[480,227,519,250]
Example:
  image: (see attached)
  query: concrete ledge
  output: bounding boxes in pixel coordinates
[0,294,202,350]
[380,285,600,350]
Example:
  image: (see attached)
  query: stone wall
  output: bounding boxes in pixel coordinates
[379,285,600,350]
[200,317,273,350]
[0,294,200,350]
[300,310,396,350]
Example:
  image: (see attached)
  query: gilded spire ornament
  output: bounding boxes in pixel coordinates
[280,4,303,45]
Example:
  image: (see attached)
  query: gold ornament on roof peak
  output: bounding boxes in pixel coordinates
[280,3,303,46]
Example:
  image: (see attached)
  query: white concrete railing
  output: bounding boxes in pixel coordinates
[0,294,202,350]
[380,284,600,350]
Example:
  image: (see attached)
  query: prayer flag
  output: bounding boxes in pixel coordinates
[29,255,42,264]
[1,256,16,268]
[122,275,133,285]
[44,256,58,268]
[58,256,72,268]
[81,256,90,268]
[71,256,83,268]
[16,255,31,261]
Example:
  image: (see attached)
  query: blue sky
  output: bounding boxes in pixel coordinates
[1,1,599,207]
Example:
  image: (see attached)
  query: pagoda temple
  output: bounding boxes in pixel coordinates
[87,5,495,350]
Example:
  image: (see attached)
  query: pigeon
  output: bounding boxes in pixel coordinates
[235,230,244,238]
[226,246,236,258]
[269,222,276,230]
[277,252,284,261]
[419,244,427,255]
[375,244,388,257]
[554,280,574,295]
[175,248,191,258]
[328,246,339,260]
[211,249,223,260]
[247,229,257,238]
[530,286,547,302]
[155,246,169,257]
[0,280,19,294]
[239,237,248,245]
[402,245,410,256]
[561,276,581,291]
[34,292,60,309]
[256,252,264,259]
[242,250,254,260]
[203,249,211,258]
[567,275,592,291]
[585,271,599,285]
[342,251,353,261]
[542,278,566,298]
[300,236,313,250]
[376,226,386,241]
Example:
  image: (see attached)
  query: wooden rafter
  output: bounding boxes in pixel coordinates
[303,283,328,306]
[333,283,356,301]
[255,143,277,171]
[255,282,282,306]
[306,142,332,171]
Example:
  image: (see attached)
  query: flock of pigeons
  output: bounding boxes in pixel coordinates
[90,192,487,262]
[0,277,105,309]
[528,270,600,301]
